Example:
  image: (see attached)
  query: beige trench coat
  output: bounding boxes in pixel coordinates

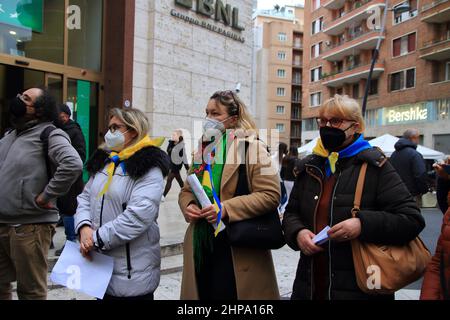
[178,136,282,300]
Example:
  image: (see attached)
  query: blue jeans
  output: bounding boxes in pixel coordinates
[63,216,76,242]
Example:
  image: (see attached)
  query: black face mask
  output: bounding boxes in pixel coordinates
[9,96,28,118]
[320,124,355,151]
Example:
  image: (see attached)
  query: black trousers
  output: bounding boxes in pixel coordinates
[102,292,154,300]
[196,231,238,301]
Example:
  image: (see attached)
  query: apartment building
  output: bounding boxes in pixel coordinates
[302,0,450,154]
[253,5,305,149]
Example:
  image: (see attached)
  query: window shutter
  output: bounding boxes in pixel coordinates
[408,33,416,52]
[393,38,401,56]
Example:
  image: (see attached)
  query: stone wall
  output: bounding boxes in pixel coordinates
[133,0,254,144]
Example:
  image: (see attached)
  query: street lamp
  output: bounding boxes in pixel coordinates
[361,1,411,116]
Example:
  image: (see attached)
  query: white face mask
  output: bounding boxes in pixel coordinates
[105,129,128,151]
[202,117,234,134]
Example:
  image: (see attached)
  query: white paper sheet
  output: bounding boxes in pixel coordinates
[313,226,331,245]
[187,174,226,233]
[50,241,114,299]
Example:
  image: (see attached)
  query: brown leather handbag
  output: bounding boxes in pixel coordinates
[351,162,432,295]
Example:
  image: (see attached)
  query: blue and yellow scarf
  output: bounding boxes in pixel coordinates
[97,136,165,198]
[313,134,372,177]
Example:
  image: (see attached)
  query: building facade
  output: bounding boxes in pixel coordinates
[302,0,450,155]
[133,0,254,146]
[0,0,254,158]
[253,5,305,149]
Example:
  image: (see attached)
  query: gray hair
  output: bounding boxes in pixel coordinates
[403,129,420,139]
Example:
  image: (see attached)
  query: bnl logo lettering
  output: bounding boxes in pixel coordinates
[67,5,81,30]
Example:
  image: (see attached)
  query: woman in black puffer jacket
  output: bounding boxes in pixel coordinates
[282,95,425,300]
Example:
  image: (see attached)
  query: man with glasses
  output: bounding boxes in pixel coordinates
[0,88,83,300]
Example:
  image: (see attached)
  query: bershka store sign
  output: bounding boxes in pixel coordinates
[172,0,246,43]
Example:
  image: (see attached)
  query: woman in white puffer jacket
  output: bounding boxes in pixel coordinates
[74,108,170,300]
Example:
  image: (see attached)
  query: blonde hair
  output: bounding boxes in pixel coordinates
[210,91,257,131]
[319,95,366,133]
[109,108,149,147]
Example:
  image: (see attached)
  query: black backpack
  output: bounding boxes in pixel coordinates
[40,126,57,181]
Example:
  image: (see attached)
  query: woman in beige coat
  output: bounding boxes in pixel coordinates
[178,90,281,300]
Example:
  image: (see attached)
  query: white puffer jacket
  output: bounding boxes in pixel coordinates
[74,146,169,297]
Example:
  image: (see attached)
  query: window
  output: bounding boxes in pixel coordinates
[393,33,416,57]
[277,88,286,96]
[293,71,302,84]
[276,123,285,132]
[278,51,286,60]
[390,68,416,91]
[293,90,301,102]
[0,0,65,64]
[393,0,418,25]
[276,106,285,114]
[278,32,287,41]
[368,79,378,95]
[310,67,322,82]
[348,25,363,40]
[311,42,322,58]
[347,55,360,69]
[303,118,319,131]
[310,92,322,107]
[352,84,359,99]
[312,0,321,11]
[312,18,323,35]
[69,0,103,71]
[277,69,286,78]
[292,106,301,119]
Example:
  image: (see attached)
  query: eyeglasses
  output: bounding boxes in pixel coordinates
[16,93,32,105]
[211,90,240,116]
[108,124,127,133]
[316,117,355,128]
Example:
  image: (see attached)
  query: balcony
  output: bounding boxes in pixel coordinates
[420,36,450,60]
[322,30,384,61]
[293,60,303,68]
[421,0,450,23]
[323,0,386,36]
[323,0,347,10]
[322,60,385,87]
[292,77,302,85]
[293,42,303,50]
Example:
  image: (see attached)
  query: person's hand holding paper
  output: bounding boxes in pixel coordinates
[186,174,226,234]
[296,229,324,256]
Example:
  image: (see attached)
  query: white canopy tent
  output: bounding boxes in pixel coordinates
[369,134,445,160]
[297,134,446,160]
[297,137,319,157]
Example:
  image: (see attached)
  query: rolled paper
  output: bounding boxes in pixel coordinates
[187,174,226,234]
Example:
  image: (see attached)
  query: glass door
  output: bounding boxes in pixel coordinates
[67,79,99,181]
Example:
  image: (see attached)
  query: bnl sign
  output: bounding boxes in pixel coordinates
[175,0,245,31]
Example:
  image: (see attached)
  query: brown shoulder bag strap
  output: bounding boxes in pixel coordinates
[352,162,368,218]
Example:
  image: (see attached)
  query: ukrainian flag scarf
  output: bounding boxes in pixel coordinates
[192,133,228,274]
[97,135,165,198]
[313,134,372,177]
